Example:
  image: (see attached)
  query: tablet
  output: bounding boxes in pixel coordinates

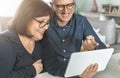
[64,48,114,77]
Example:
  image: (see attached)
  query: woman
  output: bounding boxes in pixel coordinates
[0,0,52,78]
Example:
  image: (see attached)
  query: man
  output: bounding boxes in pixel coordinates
[42,0,106,78]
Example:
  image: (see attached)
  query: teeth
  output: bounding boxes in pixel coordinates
[62,14,69,17]
[36,29,45,35]
[36,30,43,34]
[36,29,40,32]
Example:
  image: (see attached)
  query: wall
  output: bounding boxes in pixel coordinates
[110,0,120,5]
[0,0,22,17]
[75,0,120,13]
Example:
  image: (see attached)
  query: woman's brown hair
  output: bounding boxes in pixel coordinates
[8,0,52,37]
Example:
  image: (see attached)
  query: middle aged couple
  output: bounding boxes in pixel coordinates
[0,0,106,78]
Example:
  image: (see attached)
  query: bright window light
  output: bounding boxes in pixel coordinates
[44,0,51,2]
[0,0,22,17]
[0,0,51,17]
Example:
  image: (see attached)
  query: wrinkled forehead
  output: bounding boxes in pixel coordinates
[52,0,74,4]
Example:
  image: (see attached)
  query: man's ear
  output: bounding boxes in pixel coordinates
[49,2,55,11]
[49,2,53,8]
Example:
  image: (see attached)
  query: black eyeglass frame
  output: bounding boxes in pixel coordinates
[33,18,49,28]
[54,2,75,10]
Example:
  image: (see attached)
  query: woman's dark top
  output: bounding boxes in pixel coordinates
[0,30,42,78]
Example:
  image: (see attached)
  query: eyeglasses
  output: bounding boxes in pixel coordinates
[33,18,49,28]
[54,3,75,11]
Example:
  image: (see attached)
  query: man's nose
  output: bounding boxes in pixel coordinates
[62,6,69,13]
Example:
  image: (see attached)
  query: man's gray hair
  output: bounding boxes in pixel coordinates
[52,0,75,2]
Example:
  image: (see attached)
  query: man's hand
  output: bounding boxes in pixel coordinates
[79,63,98,78]
[82,35,99,51]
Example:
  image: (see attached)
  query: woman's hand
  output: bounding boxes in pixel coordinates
[32,60,43,75]
[79,63,98,78]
